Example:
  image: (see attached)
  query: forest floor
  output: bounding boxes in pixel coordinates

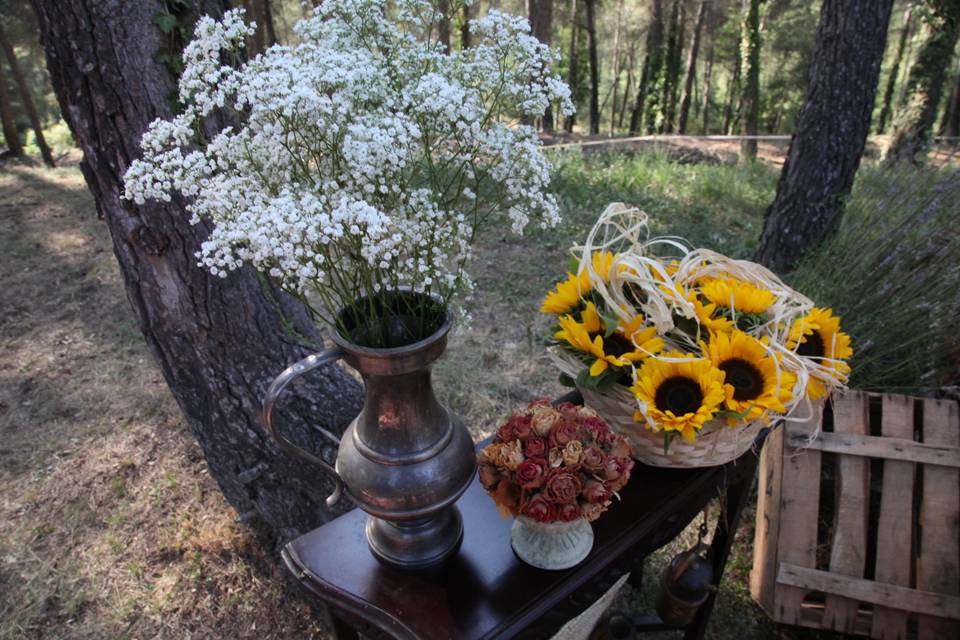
[3,140,956,639]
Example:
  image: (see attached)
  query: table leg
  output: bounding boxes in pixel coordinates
[683,456,758,640]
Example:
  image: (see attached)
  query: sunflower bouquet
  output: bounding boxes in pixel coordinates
[543,204,852,467]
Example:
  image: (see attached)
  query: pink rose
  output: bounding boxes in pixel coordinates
[557,502,582,522]
[556,402,580,419]
[581,416,611,439]
[524,436,547,458]
[495,421,516,443]
[608,435,632,460]
[581,446,607,473]
[604,457,634,492]
[522,494,557,523]
[549,419,581,448]
[515,457,548,490]
[583,479,611,503]
[545,468,583,504]
[531,407,560,437]
[509,414,533,439]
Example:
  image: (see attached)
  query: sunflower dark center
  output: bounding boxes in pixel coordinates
[797,331,825,358]
[655,377,704,415]
[590,332,634,357]
[719,358,764,401]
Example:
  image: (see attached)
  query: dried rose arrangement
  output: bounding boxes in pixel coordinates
[477,400,634,524]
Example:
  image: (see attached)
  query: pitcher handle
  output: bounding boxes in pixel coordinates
[262,347,347,508]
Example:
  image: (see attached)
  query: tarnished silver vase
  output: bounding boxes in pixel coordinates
[262,300,475,570]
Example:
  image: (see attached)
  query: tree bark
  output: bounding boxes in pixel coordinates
[629,0,664,134]
[31,0,364,545]
[678,0,707,134]
[529,0,555,131]
[618,38,636,129]
[885,0,960,164]
[0,19,54,166]
[700,38,714,133]
[940,69,960,136]
[564,0,579,132]
[242,0,264,54]
[608,0,624,135]
[585,0,600,134]
[739,0,761,161]
[660,0,684,133]
[0,65,22,156]
[756,0,894,273]
[876,5,913,134]
[438,0,452,53]
[260,0,277,47]
[722,35,740,134]
[460,1,475,49]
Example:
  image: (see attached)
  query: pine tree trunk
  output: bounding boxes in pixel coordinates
[678,0,706,134]
[739,0,761,161]
[639,0,668,134]
[0,20,54,167]
[243,0,265,54]
[31,0,364,545]
[628,0,664,134]
[756,0,894,273]
[660,0,683,133]
[885,0,960,164]
[461,1,475,49]
[564,0,579,132]
[530,0,555,131]
[941,70,960,136]
[608,0,624,135]
[700,39,714,133]
[0,67,22,156]
[618,39,636,129]
[585,0,600,134]
[438,0,452,52]
[260,0,278,46]
[876,5,913,134]
[722,40,740,134]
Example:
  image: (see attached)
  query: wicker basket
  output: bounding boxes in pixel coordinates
[549,348,766,468]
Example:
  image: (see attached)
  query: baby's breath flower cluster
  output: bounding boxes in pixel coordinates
[123,0,572,341]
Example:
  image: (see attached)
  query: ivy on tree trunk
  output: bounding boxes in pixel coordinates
[31,0,364,545]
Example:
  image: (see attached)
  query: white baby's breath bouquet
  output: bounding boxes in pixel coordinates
[124,0,572,347]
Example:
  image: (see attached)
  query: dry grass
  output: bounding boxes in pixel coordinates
[0,156,328,640]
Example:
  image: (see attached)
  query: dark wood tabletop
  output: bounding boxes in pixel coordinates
[282,434,763,640]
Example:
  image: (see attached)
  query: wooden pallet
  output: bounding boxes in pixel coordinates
[750,391,960,638]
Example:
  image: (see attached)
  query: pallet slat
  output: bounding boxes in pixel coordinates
[772,400,824,626]
[783,430,960,468]
[917,399,960,640]
[870,394,915,640]
[749,421,785,614]
[777,563,960,620]
[823,391,870,633]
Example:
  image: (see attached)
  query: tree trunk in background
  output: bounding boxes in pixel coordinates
[564,0,579,132]
[460,1,475,49]
[885,0,960,164]
[438,0,452,52]
[618,39,636,129]
[529,0,555,131]
[0,21,54,166]
[660,0,683,133]
[585,0,600,134]
[260,0,277,47]
[756,0,893,273]
[700,39,714,133]
[31,0,364,545]
[940,70,960,136]
[629,0,664,133]
[243,0,264,53]
[0,67,22,156]
[739,0,761,161]
[876,5,913,134]
[678,0,707,134]
[722,34,740,134]
[607,0,624,135]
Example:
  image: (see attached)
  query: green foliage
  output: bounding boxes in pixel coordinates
[543,148,778,257]
[788,164,960,395]
[153,0,196,111]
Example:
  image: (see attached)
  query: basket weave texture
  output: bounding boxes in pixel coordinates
[550,348,766,468]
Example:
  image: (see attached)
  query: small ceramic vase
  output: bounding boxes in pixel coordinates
[511,515,594,570]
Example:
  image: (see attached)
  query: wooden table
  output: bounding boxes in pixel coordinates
[283,422,767,639]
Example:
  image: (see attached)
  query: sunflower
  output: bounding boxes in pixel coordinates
[541,251,617,314]
[630,353,727,443]
[704,330,796,425]
[555,303,662,376]
[787,308,853,400]
[700,277,776,315]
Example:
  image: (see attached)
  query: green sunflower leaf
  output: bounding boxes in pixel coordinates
[559,373,577,388]
[663,431,677,454]
[568,255,580,274]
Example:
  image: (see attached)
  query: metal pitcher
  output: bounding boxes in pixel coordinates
[262,307,476,570]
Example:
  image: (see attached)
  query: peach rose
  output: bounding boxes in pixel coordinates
[478,464,501,490]
[582,500,609,522]
[549,419,581,448]
[531,407,560,437]
[581,446,606,473]
[563,440,583,467]
[545,468,582,504]
[495,440,525,470]
[548,446,565,468]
